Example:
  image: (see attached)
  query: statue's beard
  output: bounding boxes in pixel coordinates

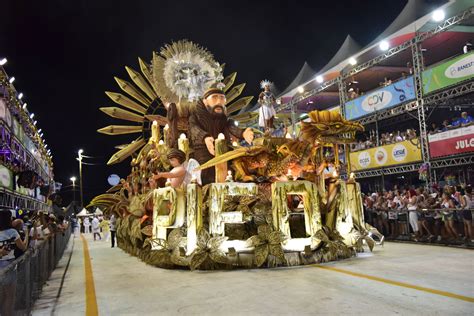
[210,110,227,121]
[207,105,226,118]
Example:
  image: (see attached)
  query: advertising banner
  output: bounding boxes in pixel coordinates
[0,164,13,190]
[350,139,422,171]
[344,77,415,120]
[428,126,474,158]
[422,52,474,94]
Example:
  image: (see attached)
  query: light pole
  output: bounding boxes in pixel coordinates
[70,176,76,206]
[78,149,84,208]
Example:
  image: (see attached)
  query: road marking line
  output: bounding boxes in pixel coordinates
[81,234,99,315]
[313,265,474,303]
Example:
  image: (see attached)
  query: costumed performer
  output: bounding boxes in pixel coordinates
[258,80,277,133]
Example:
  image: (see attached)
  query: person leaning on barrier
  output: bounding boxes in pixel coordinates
[0,210,29,316]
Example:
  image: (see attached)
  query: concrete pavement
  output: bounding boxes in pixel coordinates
[33,233,474,315]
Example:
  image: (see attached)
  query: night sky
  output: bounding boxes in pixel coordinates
[1,0,444,205]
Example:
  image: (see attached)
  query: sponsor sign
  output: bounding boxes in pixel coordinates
[344,77,415,120]
[350,139,421,171]
[422,52,474,94]
[428,126,474,158]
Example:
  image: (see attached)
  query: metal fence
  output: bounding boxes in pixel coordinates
[365,208,474,246]
[0,226,72,315]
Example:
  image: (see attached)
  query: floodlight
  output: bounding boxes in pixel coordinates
[234,121,239,126]
[33,120,37,125]
[297,86,304,93]
[29,113,35,119]
[432,9,445,22]
[18,93,23,99]
[379,40,389,51]
[9,77,15,84]
[0,58,7,66]
[70,176,76,182]
[316,75,323,83]
[37,129,42,133]
[78,149,84,155]
[349,57,357,65]
[22,103,27,110]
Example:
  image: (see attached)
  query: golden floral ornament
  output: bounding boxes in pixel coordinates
[190,229,229,270]
[246,224,287,267]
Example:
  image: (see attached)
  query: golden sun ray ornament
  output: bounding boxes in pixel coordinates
[98,39,254,165]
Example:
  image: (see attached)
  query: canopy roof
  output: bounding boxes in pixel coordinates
[77,208,90,217]
[278,0,473,113]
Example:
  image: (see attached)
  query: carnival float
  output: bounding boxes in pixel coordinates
[89,40,382,270]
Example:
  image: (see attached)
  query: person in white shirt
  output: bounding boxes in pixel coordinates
[109,214,117,248]
[83,217,91,234]
[91,216,101,241]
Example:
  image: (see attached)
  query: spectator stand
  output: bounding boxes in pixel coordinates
[273,1,474,191]
[0,59,56,213]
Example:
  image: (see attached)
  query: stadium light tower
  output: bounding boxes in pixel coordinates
[432,9,445,22]
[78,149,84,208]
[70,176,77,205]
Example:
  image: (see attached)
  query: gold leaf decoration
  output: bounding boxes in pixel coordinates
[97,125,142,136]
[223,72,236,92]
[105,92,147,114]
[227,96,254,114]
[114,77,152,107]
[225,83,245,104]
[107,138,146,165]
[100,107,144,123]
[125,66,158,101]
[190,229,228,270]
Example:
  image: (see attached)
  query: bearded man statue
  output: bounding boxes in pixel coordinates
[189,85,254,184]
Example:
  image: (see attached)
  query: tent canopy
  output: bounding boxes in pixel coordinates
[76,208,90,217]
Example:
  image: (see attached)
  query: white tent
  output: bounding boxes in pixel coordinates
[94,207,103,216]
[76,208,90,217]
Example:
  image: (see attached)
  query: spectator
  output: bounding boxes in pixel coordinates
[463,42,472,54]
[459,112,473,126]
[110,214,117,248]
[461,186,473,243]
[407,189,420,241]
[91,216,101,241]
[0,210,29,316]
[441,192,458,241]
[451,116,462,128]
[429,123,439,134]
[83,217,91,234]
[99,217,110,242]
[441,119,451,132]
[11,219,27,259]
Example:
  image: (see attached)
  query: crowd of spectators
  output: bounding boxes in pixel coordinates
[363,184,473,245]
[429,112,474,134]
[0,209,69,315]
[351,128,417,152]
